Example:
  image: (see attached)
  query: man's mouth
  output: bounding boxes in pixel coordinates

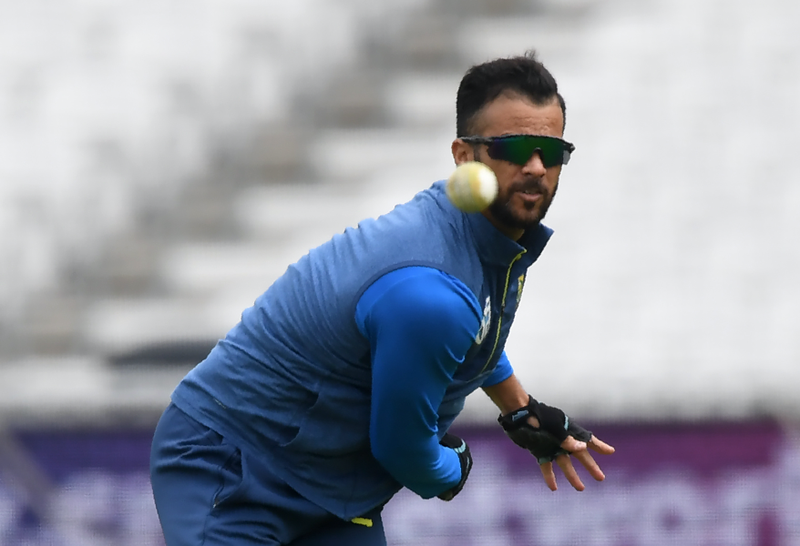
[516,190,542,204]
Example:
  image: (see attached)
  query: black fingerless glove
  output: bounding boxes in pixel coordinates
[436,433,473,501]
[498,396,592,464]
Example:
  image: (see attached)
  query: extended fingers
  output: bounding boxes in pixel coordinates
[556,454,585,491]
[571,449,605,482]
[559,435,587,453]
[539,451,607,490]
[539,461,558,491]
[539,434,615,491]
[588,435,616,455]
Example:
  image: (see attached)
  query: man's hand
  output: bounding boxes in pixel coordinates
[538,434,615,491]
[437,433,473,501]
[498,396,615,491]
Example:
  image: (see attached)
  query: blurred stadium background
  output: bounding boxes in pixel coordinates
[0,0,798,544]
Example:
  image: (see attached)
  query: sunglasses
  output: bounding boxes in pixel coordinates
[460,134,575,168]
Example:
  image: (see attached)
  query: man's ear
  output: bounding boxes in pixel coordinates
[451,139,474,166]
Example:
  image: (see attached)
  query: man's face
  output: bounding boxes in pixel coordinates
[452,94,566,239]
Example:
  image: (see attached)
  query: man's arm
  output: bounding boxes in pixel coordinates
[356,266,482,499]
[482,373,615,491]
[482,372,531,415]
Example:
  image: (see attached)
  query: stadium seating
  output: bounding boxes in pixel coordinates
[1,0,798,423]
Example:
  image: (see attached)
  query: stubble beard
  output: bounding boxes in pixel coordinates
[488,178,558,231]
[472,148,557,231]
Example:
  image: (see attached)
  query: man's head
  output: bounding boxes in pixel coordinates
[451,52,571,240]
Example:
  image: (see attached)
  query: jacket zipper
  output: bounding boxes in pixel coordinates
[481,249,527,373]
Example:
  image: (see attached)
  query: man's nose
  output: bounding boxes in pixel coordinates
[521,151,547,176]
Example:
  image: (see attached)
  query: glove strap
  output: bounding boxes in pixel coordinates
[497,395,570,443]
[497,395,536,432]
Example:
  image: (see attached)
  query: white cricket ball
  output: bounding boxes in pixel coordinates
[445,161,498,213]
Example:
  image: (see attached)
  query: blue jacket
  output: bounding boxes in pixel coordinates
[171,180,552,518]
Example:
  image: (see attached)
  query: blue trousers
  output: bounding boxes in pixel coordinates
[150,403,387,546]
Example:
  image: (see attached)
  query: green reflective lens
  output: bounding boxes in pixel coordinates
[462,134,574,167]
[488,135,565,167]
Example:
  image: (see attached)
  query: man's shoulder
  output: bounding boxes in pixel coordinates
[347,181,468,254]
[358,266,483,338]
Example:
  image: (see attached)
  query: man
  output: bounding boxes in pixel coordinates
[150,51,615,546]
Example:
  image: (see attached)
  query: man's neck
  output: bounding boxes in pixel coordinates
[481,210,525,241]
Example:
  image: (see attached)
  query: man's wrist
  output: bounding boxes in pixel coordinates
[482,374,531,414]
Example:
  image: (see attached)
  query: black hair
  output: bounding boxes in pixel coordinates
[456,51,566,137]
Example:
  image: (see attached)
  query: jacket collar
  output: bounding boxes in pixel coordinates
[465,209,553,267]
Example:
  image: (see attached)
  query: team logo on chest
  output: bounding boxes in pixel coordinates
[475,296,492,344]
[517,274,526,304]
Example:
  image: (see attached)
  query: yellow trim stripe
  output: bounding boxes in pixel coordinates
[351,517,373,528]
[481,249,527,373]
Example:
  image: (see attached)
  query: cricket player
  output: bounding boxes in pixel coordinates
[150,51,615,546]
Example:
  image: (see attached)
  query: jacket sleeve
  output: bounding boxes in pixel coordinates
[481,350,513,387]
[355,266,482,498]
